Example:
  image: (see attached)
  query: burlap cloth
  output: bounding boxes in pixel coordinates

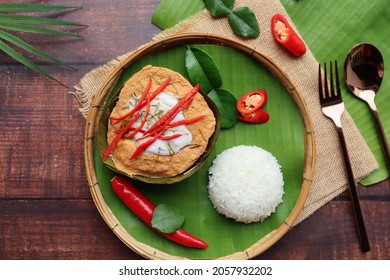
[74,0,378,225]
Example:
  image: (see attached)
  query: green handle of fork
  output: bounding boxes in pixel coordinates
[337,127,371,252]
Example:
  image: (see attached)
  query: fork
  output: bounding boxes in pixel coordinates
[318,60,370,252]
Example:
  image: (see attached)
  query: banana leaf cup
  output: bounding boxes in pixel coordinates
[95,86,221,184]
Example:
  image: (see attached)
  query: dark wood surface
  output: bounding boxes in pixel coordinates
[1,0,389,260]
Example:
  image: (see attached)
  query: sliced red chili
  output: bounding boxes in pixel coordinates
[167,115,206,128]
[110,78,153,123]
[238,108,270,124]
[130,129,164,159]
[126,89,152,140]
[103,111,141,160]
[108,81,205,160]
[271,14,306,57]
[237,90,268,115]
[144,84,200,135]
[110,76,171,124]
[158,133,182,141]
[111,176,208,249]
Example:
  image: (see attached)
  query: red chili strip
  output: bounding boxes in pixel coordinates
[126,90,152,139]
[129,129,164,159]
[147,76,172,102]
[131,77,152,112]
[109,78,153,123]
[110,77,171,124]
[167,115,206,128]
[138,97,195,141]
[123,128,146,139]
[111,176,208,249]
[144,84,200,136]
[103,112,141,160]
[158,133,182,141]
[121,114,205,140]
[133,132,152,142]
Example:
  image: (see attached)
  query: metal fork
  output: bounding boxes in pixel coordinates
[318,61,370,252]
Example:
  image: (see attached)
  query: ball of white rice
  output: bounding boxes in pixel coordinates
[207,145,284,223]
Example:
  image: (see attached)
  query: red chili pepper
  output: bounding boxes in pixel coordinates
[271,14,306,57]
[238,108,270,124]
[111,176,208,249]
[237,90,268,115]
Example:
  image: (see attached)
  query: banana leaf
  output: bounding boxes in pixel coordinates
[151,0,390,185]
[151,0,205,30]
[93,44,305,259]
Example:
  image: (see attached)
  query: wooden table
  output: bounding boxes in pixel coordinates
[1,0,389,260]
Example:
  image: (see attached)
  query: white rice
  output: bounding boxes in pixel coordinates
[207,145,284,223]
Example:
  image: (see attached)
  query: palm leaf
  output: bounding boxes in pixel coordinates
[0,30,75,70]
[0,21,82,37]
[0,4,81,12]
[0,3,84,85]
[0,39,64,85]
[0,14,87,27]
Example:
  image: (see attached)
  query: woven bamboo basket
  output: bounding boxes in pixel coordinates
[84,33,316,260]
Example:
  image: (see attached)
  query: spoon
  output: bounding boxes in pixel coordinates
[344,43,390,171]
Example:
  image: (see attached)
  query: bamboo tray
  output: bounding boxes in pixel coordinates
[84,33,316,259]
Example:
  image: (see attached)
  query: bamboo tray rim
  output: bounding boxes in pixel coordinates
[84,33,316,260]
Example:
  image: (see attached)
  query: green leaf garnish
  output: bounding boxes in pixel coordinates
[227,7,260,38]
[185,46,237,128]
[151,204,185,234]
[208,89,238,128]
[185,46,222,93]
[203,0,235,17]
[202,0,259,38]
